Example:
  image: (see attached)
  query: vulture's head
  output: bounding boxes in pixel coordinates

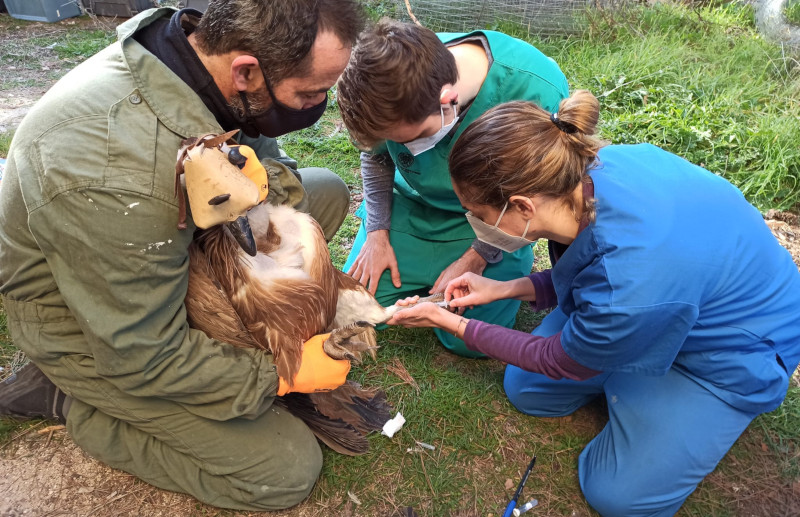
[174,130,269,256]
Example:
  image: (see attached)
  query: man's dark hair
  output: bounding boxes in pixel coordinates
[195,0,365,83]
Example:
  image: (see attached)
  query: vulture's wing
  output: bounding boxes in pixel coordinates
[235,277,329,383]
[186,241,258,348]
[193,225,333,383]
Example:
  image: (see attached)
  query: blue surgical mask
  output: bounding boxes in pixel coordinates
[404,104,459,156]
[465,201,535,253]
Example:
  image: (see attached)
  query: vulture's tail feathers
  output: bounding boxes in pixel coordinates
[277,381,393,455]
[309,381,393,435]
[277,392,369,456]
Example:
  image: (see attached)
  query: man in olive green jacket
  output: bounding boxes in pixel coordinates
[0,1,364,510]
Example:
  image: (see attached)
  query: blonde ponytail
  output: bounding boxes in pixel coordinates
[555,89,600,136]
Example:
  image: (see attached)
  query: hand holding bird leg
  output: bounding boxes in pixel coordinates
[382,291,452,320]
[429,247,488,294]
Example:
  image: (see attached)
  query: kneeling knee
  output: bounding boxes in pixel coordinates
[503,368,579,417]
[581,471,636,516]
[246,438,323,509]
[581,468,680,517]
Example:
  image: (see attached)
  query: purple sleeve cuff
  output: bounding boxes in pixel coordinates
[462,320,600,381]
[528,270,557,311]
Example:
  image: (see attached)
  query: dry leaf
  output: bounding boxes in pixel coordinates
[36,425,65,434]
[505,478,514,490]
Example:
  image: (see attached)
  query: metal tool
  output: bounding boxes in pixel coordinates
[502,454,537,517]
[512,499,539,516]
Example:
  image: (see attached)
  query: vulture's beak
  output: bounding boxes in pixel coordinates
[227,215,257,256]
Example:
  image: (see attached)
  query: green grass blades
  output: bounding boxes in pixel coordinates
[785,0,800,25]
[0,298,33,445]
[312,327,601,515]
[0,130,14,158]
[29,30,116,61]
[756,385,800,479]
[536,1,800,211]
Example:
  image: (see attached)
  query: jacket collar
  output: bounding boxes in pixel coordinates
[117,8,223,139]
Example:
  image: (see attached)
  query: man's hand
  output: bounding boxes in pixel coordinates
[347,229,401,295]
[430,247,488,294]
[277,334,351,396]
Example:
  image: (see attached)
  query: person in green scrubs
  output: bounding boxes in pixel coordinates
[337,19,569,356]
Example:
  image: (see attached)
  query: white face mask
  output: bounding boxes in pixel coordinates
[404,104,459,156]
[465,201,535,253]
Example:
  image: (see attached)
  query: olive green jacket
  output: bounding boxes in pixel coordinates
[0,9,293,420]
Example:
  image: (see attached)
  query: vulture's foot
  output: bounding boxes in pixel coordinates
[324,321,378,362]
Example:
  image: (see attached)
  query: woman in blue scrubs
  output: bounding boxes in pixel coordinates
[388,90,800,516]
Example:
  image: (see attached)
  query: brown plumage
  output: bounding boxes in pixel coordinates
[176,133,448,454]
[183,201,398,455]
[177,128,409,454]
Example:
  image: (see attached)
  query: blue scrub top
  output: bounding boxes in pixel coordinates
[554,144,800,413]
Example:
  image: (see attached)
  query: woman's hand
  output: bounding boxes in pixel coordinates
[347,230,401,295]
[385,300,448,328]
[445,272,509,310]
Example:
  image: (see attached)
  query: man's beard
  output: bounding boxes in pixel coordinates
[228,89,272,117]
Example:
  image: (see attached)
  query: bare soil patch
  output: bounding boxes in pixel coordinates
[0,15,115,132]
[0,425,328,517]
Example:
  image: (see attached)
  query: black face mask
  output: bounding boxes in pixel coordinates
[237,70,327,138]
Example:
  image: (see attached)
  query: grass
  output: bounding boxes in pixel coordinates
[0,299,14,365]
[534,1,800,211]
[756,385,800,479]
[1,2,800,515]
[34,29,116,61]
[785,0,800,25]
[0,130,13,157]
[0,16,115,88]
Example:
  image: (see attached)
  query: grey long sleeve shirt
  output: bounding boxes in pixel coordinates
[360,151,503,263]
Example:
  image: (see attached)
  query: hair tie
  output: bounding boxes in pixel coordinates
[550,112,578,134]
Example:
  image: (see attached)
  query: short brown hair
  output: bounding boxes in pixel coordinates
[337,19,458,149]
[449,90,605,220]
[195,0,365,84]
